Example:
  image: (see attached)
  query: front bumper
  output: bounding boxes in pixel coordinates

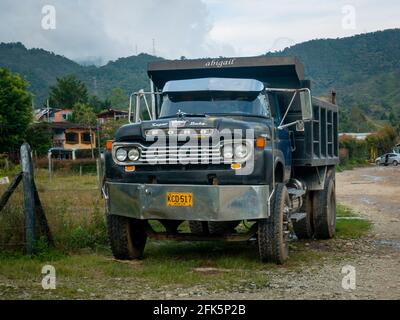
[105,182,270,221]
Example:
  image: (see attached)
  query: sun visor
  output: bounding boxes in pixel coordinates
[162,78,264,93]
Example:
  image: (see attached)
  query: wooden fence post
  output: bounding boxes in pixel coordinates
[20,143,36,255]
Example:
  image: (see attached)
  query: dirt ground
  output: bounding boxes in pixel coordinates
[197,165,400,300]
[1,166,399,300]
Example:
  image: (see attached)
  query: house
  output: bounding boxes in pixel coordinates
[50,122,96,150]
[35,108,73,123]
[97,108,129,124]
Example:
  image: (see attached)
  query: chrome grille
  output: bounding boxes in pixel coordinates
[140,144,223,164]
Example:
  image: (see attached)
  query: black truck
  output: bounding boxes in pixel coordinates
[103,56,339,264]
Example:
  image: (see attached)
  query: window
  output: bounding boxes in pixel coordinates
[81,132,92,144]
[65,132,78,144]
[159,92,271,118]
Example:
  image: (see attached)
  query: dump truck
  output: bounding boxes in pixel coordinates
[103,56,339,264]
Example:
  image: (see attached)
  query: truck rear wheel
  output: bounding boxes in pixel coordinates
[313,169,336,239]
[258,183,290,264]
[107,214,147,260]
[292,191,314,239]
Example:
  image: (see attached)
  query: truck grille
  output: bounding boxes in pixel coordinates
[140,144,223,164]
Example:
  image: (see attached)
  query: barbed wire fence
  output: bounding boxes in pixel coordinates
[0,143,106,254]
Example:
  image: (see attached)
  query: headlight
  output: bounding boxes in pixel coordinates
[234,143,250,159]
[128,147,141,161]
[222,145,233,159]
[115,148,128,162]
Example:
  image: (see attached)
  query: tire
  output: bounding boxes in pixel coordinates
[189,221,208,234]
[375,160,380,166]
[107,214,147,260]
[393,160,398,166]
[313,169,336,239]
[293,191,314,239]
[258,183,290,264]
[208,221,238,235]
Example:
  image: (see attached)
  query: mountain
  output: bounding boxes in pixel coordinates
[0,42,162,107]
[267,29,400,131]
[1,29,400,132]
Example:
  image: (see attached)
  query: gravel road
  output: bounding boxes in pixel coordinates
[161,166,400,300]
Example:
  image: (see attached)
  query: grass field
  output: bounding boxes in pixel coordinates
[0,168,372,299]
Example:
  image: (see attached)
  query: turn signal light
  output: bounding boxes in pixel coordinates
[255,137,267,149]
[125,165,136,172]
[105,140,113,151]
[231,163,242,170]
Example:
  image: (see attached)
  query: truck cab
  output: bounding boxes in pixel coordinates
[103,56,339,264]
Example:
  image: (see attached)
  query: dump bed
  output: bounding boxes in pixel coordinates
[148,56,339,167]
[285,96,339,166]
[148,56,307,90]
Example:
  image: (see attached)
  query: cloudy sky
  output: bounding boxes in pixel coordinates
[1,0,399,64]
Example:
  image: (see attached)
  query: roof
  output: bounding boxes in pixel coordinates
[148,56,305,90]
[49,122,96,130]
[97,108,129,117]
[163,78,264,93]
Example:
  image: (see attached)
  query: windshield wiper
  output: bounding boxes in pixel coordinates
[212,113,270,119]
[159,113,208,119]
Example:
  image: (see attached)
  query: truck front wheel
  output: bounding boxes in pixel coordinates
[107,214,147,260]
[313,169,336,239]
[258,183,290,264]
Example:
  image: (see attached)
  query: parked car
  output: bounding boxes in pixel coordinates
[375,153,400,166]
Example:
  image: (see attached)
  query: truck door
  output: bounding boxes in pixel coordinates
[269,93,292,180]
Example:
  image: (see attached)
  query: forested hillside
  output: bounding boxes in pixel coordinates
[267,29,400,131]
[1,29,399,132]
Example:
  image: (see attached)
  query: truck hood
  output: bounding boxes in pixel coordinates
[115,116,272,142]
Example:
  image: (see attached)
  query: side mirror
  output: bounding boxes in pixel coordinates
[299,90,313,121]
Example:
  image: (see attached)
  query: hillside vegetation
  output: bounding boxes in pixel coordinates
[1,29,400,132]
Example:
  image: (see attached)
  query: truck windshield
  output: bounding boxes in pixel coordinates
[159,91,270,118]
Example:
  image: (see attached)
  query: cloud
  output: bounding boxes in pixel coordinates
[0,0,235,63]
[0,0,399,63]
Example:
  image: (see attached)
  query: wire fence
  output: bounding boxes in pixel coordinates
[0,146,106,253]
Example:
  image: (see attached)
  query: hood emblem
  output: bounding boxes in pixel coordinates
[170,120,187,128]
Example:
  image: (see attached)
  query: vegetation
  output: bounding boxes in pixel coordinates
[25,122,53,156]
[336,204,372,239]
[1,29,400,132]
[268,29,400,132]
[0,42,161,107]
[108,88,129,110]
[49,75,88,108]
[339,125,398,166]
[0,68,33,153]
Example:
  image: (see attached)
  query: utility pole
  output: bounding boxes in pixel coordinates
[47,99,50,123]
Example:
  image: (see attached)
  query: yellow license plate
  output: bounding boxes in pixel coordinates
[167,192,193,207]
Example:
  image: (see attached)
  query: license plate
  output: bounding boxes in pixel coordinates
[167,192,193,207]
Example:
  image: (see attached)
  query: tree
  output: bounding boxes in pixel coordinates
[49,75,88,108]
[72,102,97,158]
[108,88,128,110]
[0,68,33,153]
[89,95,110,113]
[25,122,52,156]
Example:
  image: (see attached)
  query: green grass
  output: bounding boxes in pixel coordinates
[336,160,371,172]
[0,171,373,299]
[335,203,372,238]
